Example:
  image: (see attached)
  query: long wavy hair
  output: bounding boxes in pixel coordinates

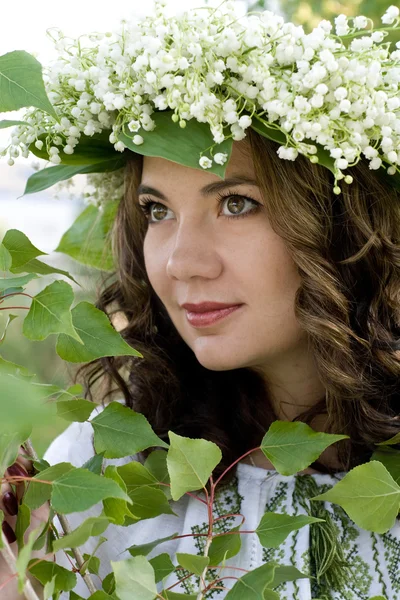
[75,128,400,486]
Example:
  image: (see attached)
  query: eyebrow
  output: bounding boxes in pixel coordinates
[136,175,259,202]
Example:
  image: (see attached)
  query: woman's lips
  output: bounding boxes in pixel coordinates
[185,304,243,327]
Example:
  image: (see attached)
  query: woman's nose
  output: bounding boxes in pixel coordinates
[166,219,222,281]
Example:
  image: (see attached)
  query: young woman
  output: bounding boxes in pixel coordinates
[1,130,399,599]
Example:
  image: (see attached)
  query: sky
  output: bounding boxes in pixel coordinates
[0,0,251,251]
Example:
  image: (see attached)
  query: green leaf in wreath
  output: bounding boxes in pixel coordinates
[112,556,157,600]
[371,447,400,485]
[28,559,77,592]
[54,200,119,272]
[167,431,222,501]
[90,401,168,459]
[119,110,233,179]
[256,512,324,548]
[0,119,30,129]
[260,421,348,476]
[0,51,56,117]
[0,273,39,292]
[2,229,47,269]
[24,158,126,195]
[52,516,110,551]
[23,280,83,343]
[0,243,12,271]
[11,257,80,286]
[30,130,119,164]
[208,525,242,566]
[125,532,179,558]
[149,553,175,584]
[56,301,143,363]
[224,561,277,599]
[310,461,400,534]
[56,399,97,422]
[51,467,132,514]
[176,552,210,576]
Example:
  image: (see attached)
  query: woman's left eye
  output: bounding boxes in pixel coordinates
[138,192,261,224]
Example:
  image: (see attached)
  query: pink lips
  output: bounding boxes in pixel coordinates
[184,305,243,327]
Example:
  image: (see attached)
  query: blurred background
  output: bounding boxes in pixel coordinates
[0,0,396,454]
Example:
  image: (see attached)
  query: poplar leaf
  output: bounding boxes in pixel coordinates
[119,110,232,179]
[0,372,53,433]
[0,430,30,475]
[15,504,31,551]
[28,559,77,592]
[149,553,175,583]
[176,553,210,576]
[260,421,348,476]
[52,516,110,551]
[43,576,56,600]
[16,526,42,593]
[56,399,97,422]
[0,355,34,379]
[0,273,39,291]
[82,452,104,476]
[208,525,241,566]
[224,562,277,599]
[371,448,400,485]
[56,302,143,363]
[123,484,176,520]
[126,532,179,558]
[0,51,56,116]
[311,461,400,533]
[112,556,157,600]
[263,590,280,600]
[0,314,18,344]
[82,553,101,575]
[11,257,79,286]
[167,431,222,500]
[23,280,83,343]
[103,465,140,526]
[2,229,47,269]
[269,565,308,588]
[91,401,168,458]
[24,462,75,510]
[54,200,119,271]
[0,243,12,270]
[144,449,171,500]
[376,432,400,446]
[51,468,132,514]
[256,513,324,548]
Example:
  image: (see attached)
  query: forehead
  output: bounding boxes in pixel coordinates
[140,139,255,189]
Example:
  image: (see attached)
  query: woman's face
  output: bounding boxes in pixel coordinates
[138,141,307,375]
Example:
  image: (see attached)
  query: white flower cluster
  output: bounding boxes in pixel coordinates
[2,0,400,202]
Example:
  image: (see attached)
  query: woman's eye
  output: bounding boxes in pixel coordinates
[139,193,260,223]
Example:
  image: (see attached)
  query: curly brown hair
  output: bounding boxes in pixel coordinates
[75,128,400,485]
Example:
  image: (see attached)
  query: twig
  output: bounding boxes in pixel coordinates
[23,439,98,595]
[0,532,40,600]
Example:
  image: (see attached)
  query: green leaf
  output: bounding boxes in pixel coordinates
[251,116,287,146]
[269,565,308,588]
[256,512,324,548]
[28,559,77,592]
[124,485,176,520]
[24,159,126,195]
[90,401,167,459]
[88,592,116,600]
[82,553,101,576]
[82,452,104,476]
[11,257,79,286]
[371,448,400,485]
[0,314,18,344]
[56,301,143,363]
[15,526,42,593]
[112,556,157,600]
[208,525,242,567]
[0,355,34,379]
[51,467,132,514]
[148,553,175,584]
[2,229,47,269]
[0,430,30,476]
[176,553,209,576]
[103,465,140,526]
[15,503,31,551]
[167,431,222,501]
[119,110,233,179]
[24,462,75,510]
[144,449,171,500]
[70,592,85,599]
[263,590,280,600]
[125,532,179,558]
[0,372,54,433]
[0,119,29,129]
[0,273,39,291]
[224,562,277,599]
[0,286,23,298]
[117,461,159,492]
[52,516,110,551]
[376,432,400,446]
[23,280,83,343]
[102,572,116,595]
[30,130,120,165]
[56,399,97,422]
[0,243,12,270]
[311,461,400,533]
[43,575,56,600]
[260,421,348,476]
[54,200,119,272]
[0,51,56,116]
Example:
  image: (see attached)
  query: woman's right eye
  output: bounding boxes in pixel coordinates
[138,198,170,222]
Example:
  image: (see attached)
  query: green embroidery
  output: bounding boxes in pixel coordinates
[382,529,400,595]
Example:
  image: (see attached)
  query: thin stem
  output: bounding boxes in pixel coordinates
[22,439,98,596]
[0,307,30,311]
[212,447,260,489]
[0,532,40,600]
